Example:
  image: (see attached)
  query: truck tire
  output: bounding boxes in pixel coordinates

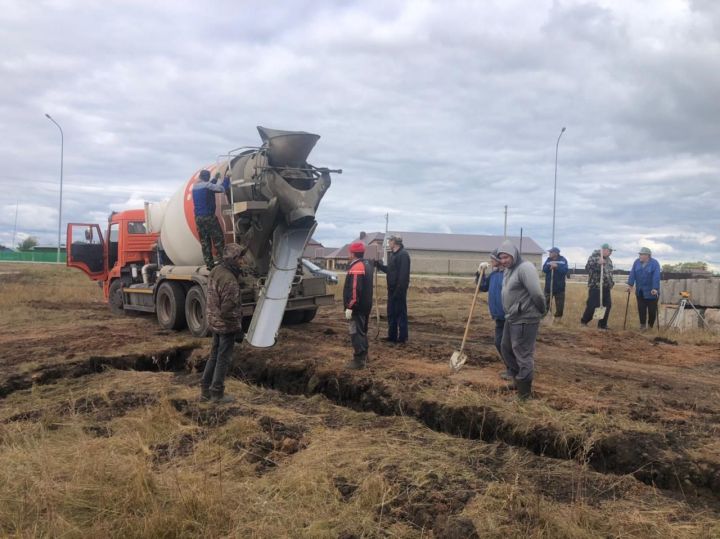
[302,308,318,323]
[185,286,209,337]
[108,279,125,315]
[156,281,187,330]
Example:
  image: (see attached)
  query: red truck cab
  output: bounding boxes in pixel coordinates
[67,210,159,310]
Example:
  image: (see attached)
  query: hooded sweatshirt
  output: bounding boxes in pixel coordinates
[497,240,546,324]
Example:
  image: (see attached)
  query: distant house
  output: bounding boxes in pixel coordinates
[302,238,337,266]
[324,231,384,270]
[327,231,544,274]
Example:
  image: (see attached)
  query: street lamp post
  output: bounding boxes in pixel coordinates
[45,113,64,263]
[551,126,566,249]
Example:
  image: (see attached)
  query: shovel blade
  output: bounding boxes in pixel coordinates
[449,350,467,372]
[592,307,606,320]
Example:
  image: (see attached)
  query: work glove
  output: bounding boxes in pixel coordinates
[345,308,353,320]
[478,262,489,271]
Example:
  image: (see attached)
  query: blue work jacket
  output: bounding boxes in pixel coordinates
[192,177,229,217]
[542,255,568,294]
[479,269,505,320]
[627,258,661,299]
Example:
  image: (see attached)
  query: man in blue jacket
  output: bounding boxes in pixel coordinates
[542,247,568,319]
[627,247,661,330]
[477,250,505,353]
[477,250,512,381]
[192,169,230,270]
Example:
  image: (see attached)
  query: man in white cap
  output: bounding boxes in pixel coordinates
[580,243,614,329]
[627,247,661,330]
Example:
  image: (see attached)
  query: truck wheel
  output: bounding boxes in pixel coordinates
[185,286,209,337]
[108,279,125,315]
[156,281,187,330]
[302,308,318,323]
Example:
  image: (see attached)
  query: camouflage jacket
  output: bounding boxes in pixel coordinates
[585,250,614,289]
[206,263,243,334]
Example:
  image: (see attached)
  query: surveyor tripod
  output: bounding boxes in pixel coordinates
[666,292,709,330]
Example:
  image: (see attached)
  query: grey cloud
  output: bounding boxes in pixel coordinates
[0,0,718,269]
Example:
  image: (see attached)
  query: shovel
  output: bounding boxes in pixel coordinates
[592,249,606,320]
[450,267,484,373]
[622,288,631,330]
[374,262,380,339]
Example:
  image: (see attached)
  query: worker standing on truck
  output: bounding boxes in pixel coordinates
[192,169,229,270]
[201,243,245,403]
[344,241,374,369]
[375,235,411,344]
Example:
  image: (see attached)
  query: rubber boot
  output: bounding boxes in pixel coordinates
[345,353,366,370]
[199,386,211,402]
[210,389,235,404]
[516,378,532,401]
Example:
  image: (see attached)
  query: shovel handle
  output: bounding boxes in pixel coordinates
[459,270,483,353]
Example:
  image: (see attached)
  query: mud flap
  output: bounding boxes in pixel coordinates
[245,223,315,347]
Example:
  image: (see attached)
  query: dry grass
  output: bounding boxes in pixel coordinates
[1,263,719,537]
[2,371,719,538]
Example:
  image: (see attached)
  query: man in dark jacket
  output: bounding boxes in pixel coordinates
[580,243,614,329]
[497,240,546,400]
[627,246,661,330]
[192,169,230,270]
[201,243,245,403]
[542,247,568,319]
[343,241,374,369]
[375,235,411,343]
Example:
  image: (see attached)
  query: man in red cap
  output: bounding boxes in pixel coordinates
[343,241,374,369]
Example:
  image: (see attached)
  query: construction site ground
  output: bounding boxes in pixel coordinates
[1,263,719,538]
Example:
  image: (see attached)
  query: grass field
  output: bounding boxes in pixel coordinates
[1,263,719,538]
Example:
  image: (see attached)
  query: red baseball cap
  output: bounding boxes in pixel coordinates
[349,241,365,254]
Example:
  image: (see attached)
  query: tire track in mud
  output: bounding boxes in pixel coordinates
[231,353,720,503]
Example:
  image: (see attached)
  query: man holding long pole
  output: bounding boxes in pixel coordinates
[542,247,568,320]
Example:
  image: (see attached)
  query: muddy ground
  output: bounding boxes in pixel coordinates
[1,265,719,537]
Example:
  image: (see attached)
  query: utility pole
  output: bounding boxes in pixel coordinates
[11,200,18,249]
[503,205,508,238]
[551,127,566,248]
[383,212,389,265]
[519,227,523,255]
[45,113,64,263]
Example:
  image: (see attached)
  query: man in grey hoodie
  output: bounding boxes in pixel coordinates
[497,239,546,400]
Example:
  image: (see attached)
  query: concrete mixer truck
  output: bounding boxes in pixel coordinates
[66,126,339,348]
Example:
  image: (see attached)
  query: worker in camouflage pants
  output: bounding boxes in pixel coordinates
[196,215,225,270]
[192,169,230,270]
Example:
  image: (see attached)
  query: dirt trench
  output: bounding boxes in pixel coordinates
[229,353,720,501]
[0,345,198,399]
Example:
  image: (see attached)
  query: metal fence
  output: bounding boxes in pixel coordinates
[0,251,66,263]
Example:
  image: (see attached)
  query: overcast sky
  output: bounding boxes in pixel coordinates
[1,0,718,269]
